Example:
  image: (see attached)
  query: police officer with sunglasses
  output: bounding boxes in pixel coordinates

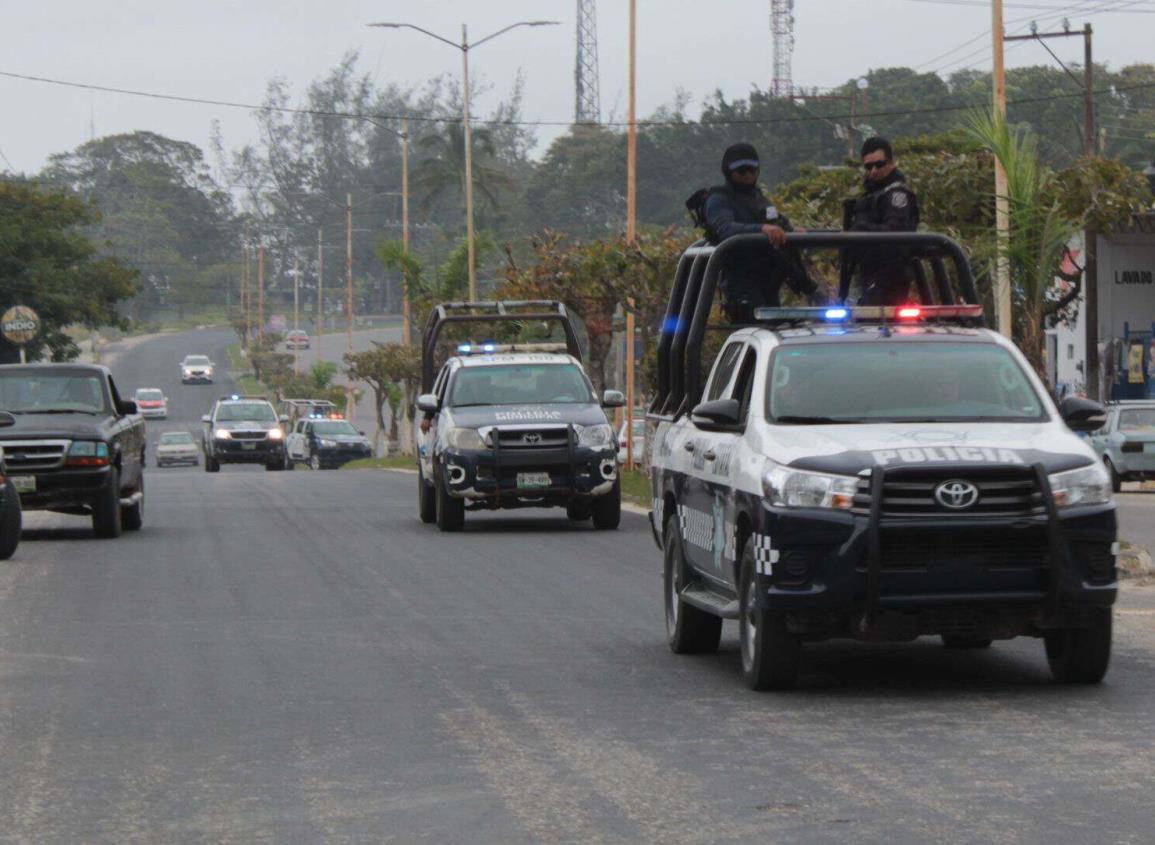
[840,136,920,305]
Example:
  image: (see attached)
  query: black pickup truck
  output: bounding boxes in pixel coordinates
[0,364,146,538]
[0,414,21,559]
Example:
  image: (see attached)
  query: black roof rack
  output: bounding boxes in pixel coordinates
[420,300,583,391]
[651,231,983,420]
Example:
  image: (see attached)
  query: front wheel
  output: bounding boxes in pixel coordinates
[122,474,144,531]
[417,466,437,524]
[266,453,286,471]
[1045,608,1112,684]
[0,486,22,560]
[1105,458,1122,493]
[205,455,220,473]
[92,467,123,539]
[308,452,322,471]
[591,480,621,530]
[663,519,721,654]
[738,539,800,690]
[435,471,465,532]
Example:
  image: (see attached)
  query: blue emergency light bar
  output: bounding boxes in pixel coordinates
[753,304,984,324]
[456,341,499,355]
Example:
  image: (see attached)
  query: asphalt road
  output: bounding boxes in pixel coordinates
[3,329,1155,842]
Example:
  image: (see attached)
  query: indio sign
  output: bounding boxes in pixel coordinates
[1,305,41,346]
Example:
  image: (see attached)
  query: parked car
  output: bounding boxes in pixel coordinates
[284,329,310,350]
[1089,401,1155,491]
[134,387,168,419]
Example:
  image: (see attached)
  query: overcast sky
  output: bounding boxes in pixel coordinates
[2,0,1152,176]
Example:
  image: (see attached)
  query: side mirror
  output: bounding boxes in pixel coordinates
[1060,396,1106,432]
[118,400,138,416]
[201,414,212,424]
[690,398,741,430]
[417,393,440,414]
[279,414,290,423]
[0,411,15,428]
[602,389,626,408]
[359,430,366,436]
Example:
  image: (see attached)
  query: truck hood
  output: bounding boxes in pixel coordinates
[446,403,609,429]
[0,412,110,441]
[766,422,1097,475]
[214,420,278,432]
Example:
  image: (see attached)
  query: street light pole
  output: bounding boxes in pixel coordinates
[346,193,355,422]
[367,20,558,301]
[625,0,637,472]
[293,251,300,375]
[401,117,411,345]
[317,228,323,365]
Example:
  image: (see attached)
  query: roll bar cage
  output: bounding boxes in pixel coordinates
[651,232,983,420]
[421,300,584,392]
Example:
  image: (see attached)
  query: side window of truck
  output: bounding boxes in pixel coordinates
[705,342,745,402]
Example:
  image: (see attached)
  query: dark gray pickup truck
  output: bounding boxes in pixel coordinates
[0,364,146,537]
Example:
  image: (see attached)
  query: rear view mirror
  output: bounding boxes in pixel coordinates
[602,389,625,408]
[417,393,440,414]
[1060,396,1106,433]
[279,414,290,423]
[690,398,741,429]
[201,414,212,424]
[118,400,138,416]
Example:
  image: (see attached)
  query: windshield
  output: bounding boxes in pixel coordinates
[184,356,211,366]
[767,341,1045,423]
[1119,409,1155,432]
[215,402,276,422]
[0,372,108,414]
[313,421,358,436]
[450,364,594,407]
[159,432,195,444]
[136,389,164,401]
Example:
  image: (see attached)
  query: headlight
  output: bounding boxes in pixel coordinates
[1049,464,1111,507]
[268,428,284,440]
[213,428,232,440]
[762,461,858,510]
[576,423,615,448]
[318,438,337,447]
[445,427,486,450]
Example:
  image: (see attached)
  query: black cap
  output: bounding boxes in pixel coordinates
[722,143,760,178]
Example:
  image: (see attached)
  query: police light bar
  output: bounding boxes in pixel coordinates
[455,341,568,355]
[754,305,983,324]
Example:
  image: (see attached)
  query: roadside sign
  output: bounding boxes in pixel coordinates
[1,305,40,347]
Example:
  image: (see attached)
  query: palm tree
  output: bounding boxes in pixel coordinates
[413,123,512,214]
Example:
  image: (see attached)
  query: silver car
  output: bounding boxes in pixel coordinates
[1089,401,1155,491]
[155,430,200,468]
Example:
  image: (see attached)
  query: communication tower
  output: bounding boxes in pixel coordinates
[575,0,601,124]
[770,0,795,98]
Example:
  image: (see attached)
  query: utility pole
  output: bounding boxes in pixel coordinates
[317,228,324,364]
[625,0,637,471]
[991,0,1013,339]
[1004,23,1098,396]
[241,227,250,349]
[401,117,411,346]
[293,251,301,376]
[346,193,354,421]
[257,244,265,343]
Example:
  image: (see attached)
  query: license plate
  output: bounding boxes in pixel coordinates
[517,472,551,489]
[10,475,35,492]
[242,442,257,451]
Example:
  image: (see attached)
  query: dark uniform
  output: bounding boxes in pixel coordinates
[839,169,920,306]
[702,146,816,323]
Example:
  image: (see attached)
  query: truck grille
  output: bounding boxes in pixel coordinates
[879,529,1050,571]
[491,426,570,450]
[854,467,1043,517]
[229,430,269,442]
[0,439,71,471]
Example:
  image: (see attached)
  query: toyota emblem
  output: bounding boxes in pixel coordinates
[934,479,980,510]
[522,433,542,445]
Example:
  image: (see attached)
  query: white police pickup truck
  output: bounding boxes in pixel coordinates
[649,232,1116,690]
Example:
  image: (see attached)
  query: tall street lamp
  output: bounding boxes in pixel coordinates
[367,19,559,301]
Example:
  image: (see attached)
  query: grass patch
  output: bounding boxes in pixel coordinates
[225,343,269,396]
[619,468,652,506]
[341,455,416,470]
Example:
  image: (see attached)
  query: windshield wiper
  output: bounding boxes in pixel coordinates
[774,415,854,425]
[452,402,495,408]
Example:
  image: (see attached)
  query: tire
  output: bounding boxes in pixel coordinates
[92,467,123,539]
[591,480,621,530]
[266,452,286,471]
[1105,458,1122,493]
[308,452,322,472]
[1045,608,1112,684]
[418,467,437,524]
[0,486,22,561]
[738,539,800,690]
[205,455,220,473]
[566,501,592,521]
[941,634,993,649]
[663,519,722,654]
[122,473,144,531]
[435,470,465,532]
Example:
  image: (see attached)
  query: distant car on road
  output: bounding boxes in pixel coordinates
[284,329,310,350]
[1090,401,1155,491]
[0,418,22,560]
[180,355,214,384]
[134,387,168,419]
[0,364,146,538]
[155,430,200,468]
[286,418,372,470]
[202,395,288,472]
